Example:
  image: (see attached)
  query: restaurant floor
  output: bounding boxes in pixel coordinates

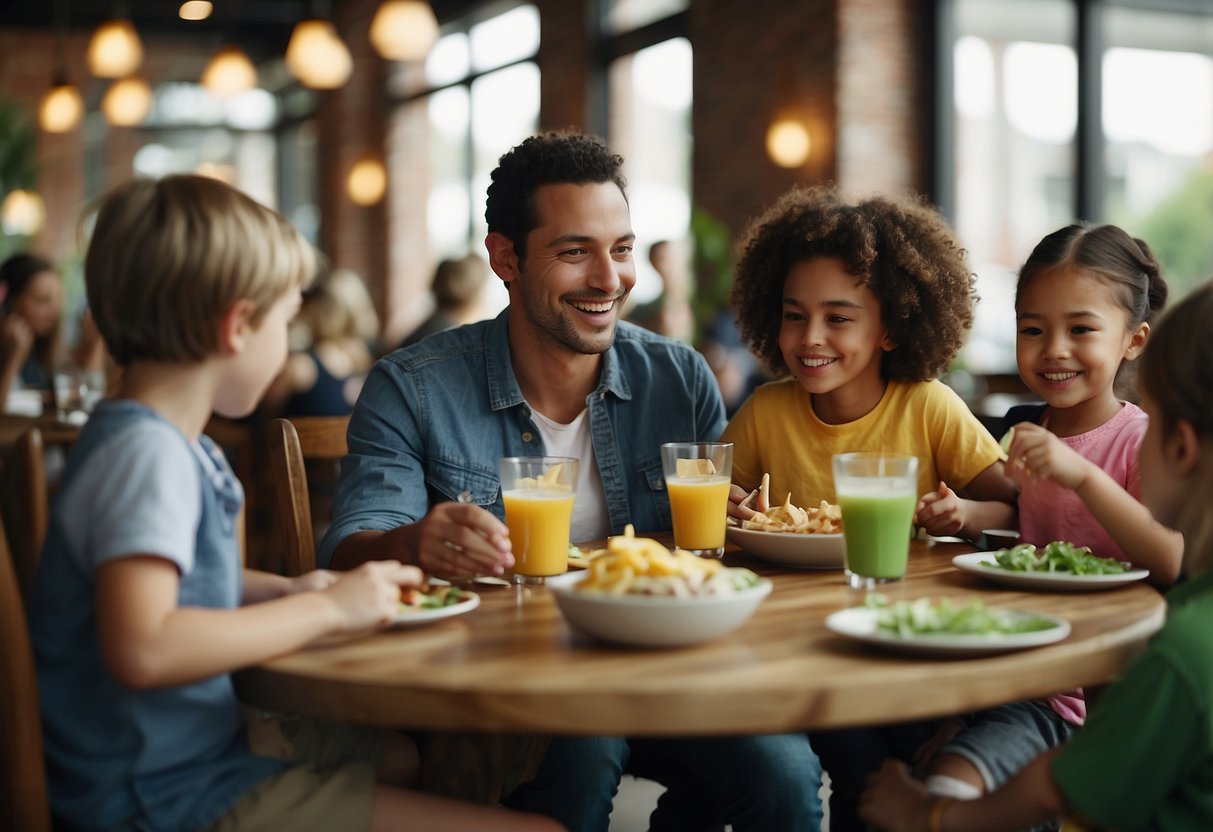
[608,774,832,830]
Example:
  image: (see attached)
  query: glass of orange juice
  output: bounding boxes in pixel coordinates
[499,456,579,584]
[660,442,733,558]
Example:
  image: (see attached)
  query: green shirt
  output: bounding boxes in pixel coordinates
[1052,571,1213,830]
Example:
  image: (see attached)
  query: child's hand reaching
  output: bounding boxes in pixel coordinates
[915,481,966,537]
[858,759,933,832]
[1006,422,1095,490]
[321,561,424,633]
[727,484,759,522]
[287,570,340,594]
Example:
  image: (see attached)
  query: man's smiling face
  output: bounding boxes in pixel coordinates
[508,181,636,356]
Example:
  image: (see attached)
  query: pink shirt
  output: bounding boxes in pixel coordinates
[1017,401,1146,562]
[1015,401,1148,725]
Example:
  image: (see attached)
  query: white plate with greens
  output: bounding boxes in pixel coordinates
[952,552,1150,591]
[393,591,480,628]
[825,600,1070,657]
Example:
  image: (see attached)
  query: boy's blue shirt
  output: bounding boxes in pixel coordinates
[27,400,283,831]
[319,310,727,566]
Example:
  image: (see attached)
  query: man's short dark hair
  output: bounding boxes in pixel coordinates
[485,130,627,261]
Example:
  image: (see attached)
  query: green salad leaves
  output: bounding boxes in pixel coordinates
[865,594,1058,637]
[988,541,1129,575]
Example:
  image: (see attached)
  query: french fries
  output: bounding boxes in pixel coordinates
[576,525,749,597]
[738,473,842,534]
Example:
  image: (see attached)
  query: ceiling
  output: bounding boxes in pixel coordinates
[0,1,477,62]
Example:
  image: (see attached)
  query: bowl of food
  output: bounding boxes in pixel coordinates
[547,528,771,648]
[726,478,846,569]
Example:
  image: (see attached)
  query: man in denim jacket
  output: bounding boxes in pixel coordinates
[319,131,822,832]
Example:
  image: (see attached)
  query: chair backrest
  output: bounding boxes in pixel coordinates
[0,514,53,832]
[0,427,47,602]
[267,416,349,576]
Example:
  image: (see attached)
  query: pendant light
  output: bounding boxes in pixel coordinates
[285,18,353,89]
[201,45,259,96]
[39,77,85,133]
[1,190,46,237]
[87,17,144,78]
[369,1,439,61]
[347,157,387,206]
[178,1,213,21]
[39,0,83,133]
[101,76,153,126]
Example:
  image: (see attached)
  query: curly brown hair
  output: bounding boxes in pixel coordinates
[731,185,977,381]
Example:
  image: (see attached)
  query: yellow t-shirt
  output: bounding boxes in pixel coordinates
[720,377,1002,504]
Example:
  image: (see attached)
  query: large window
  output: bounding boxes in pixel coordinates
[943,0,1213,374]
[601,2,692,309]
[387,4,540,337]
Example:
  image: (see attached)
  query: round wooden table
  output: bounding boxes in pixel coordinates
[235,539,1165,736]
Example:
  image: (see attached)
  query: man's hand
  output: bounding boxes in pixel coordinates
[727,484,759,522]
[412,502,514,579]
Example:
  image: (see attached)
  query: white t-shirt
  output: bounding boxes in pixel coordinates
[528,406,612,543]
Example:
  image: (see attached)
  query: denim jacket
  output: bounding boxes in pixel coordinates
[318,310,726,566]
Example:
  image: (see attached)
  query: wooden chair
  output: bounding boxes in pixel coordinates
[0,514,53,832]
[267,416,349,576]
[0,427,47,602]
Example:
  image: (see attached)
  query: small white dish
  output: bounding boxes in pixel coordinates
[392,592,480,628]
[546,571,772,648]
[725,526,845,570]
[824,606,1070,657]
[952,552,1150,592]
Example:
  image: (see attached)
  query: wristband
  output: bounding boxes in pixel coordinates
[928,797,955,832]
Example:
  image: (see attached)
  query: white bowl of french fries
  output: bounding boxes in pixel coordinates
[547,527,772,648]
[725,474,846,569]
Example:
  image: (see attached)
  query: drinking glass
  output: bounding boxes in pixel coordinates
[832,453,919,589]
[660,441,733,558]
[499,456,578,585]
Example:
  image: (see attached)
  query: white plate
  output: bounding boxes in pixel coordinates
[952,552,1150,591]
[392,592,480,628]
[726,526,845,569]
[547,571,772,648]
[824,606,1070,657]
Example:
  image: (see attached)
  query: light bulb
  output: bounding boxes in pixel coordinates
[1,190,46,236]
[202,46,258,97]
[765,117,811,168]
[87,19,144,78]
[39,83,84,133]
[179,1,213,21]
[102,76,153,126]
[285,20,353,89]
[370,1,439,61]
[347,158,387,206]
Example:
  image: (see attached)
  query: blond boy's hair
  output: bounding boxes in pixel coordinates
[85,175,316,366]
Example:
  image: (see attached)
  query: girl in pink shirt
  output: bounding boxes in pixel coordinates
[914,223,1186,813]
[1004,223,1183,585]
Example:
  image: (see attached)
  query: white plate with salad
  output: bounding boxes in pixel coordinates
[953,541,1150,591]
[825,597,1070,657]
[393,587,480,628]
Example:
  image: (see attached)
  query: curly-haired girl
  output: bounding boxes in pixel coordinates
[721,185,1016,540]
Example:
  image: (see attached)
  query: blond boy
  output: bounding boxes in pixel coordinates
[27,175,558,832]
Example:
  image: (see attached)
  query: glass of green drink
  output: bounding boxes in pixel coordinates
[832,453,920,589]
